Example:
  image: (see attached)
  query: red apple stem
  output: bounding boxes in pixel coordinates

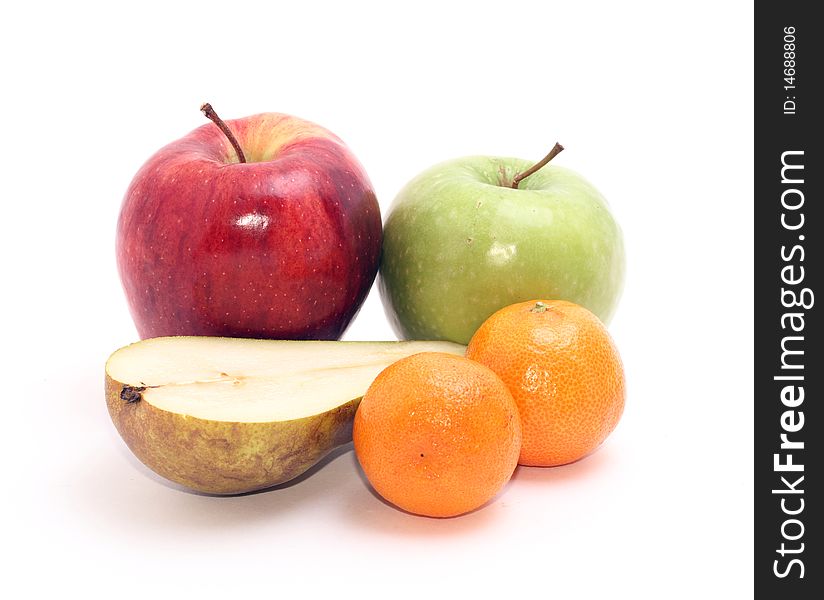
[511,142,564,189]
[200,103,247,163]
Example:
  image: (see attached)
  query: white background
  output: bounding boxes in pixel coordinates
[3,1,753,597]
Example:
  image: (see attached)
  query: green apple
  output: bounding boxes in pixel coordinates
[379,146,625,344]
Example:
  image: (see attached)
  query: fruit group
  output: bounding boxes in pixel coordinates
[353,352,521,517]
[117,107,381,340]
[466,300,625,466]
[379,150,624,344]
[106,337,464,494]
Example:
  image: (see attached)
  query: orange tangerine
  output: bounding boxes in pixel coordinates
[466,300,625,466]
[353,352,521,517]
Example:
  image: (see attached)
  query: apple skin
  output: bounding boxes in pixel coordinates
[117,112,381,340]
[379,156,625,344]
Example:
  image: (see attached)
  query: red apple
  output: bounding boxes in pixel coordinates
[116,107,381,340]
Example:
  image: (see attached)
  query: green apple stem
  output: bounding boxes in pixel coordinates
[511,142,564,189]
[200,103,247,163]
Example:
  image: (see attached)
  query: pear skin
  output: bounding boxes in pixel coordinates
[105,374,359,494]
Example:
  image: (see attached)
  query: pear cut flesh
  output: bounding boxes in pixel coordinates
[106,336,465,494]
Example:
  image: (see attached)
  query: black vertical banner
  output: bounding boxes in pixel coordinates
[755,3,822,598]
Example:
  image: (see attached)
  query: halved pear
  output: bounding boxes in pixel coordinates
[106,336,464,495]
